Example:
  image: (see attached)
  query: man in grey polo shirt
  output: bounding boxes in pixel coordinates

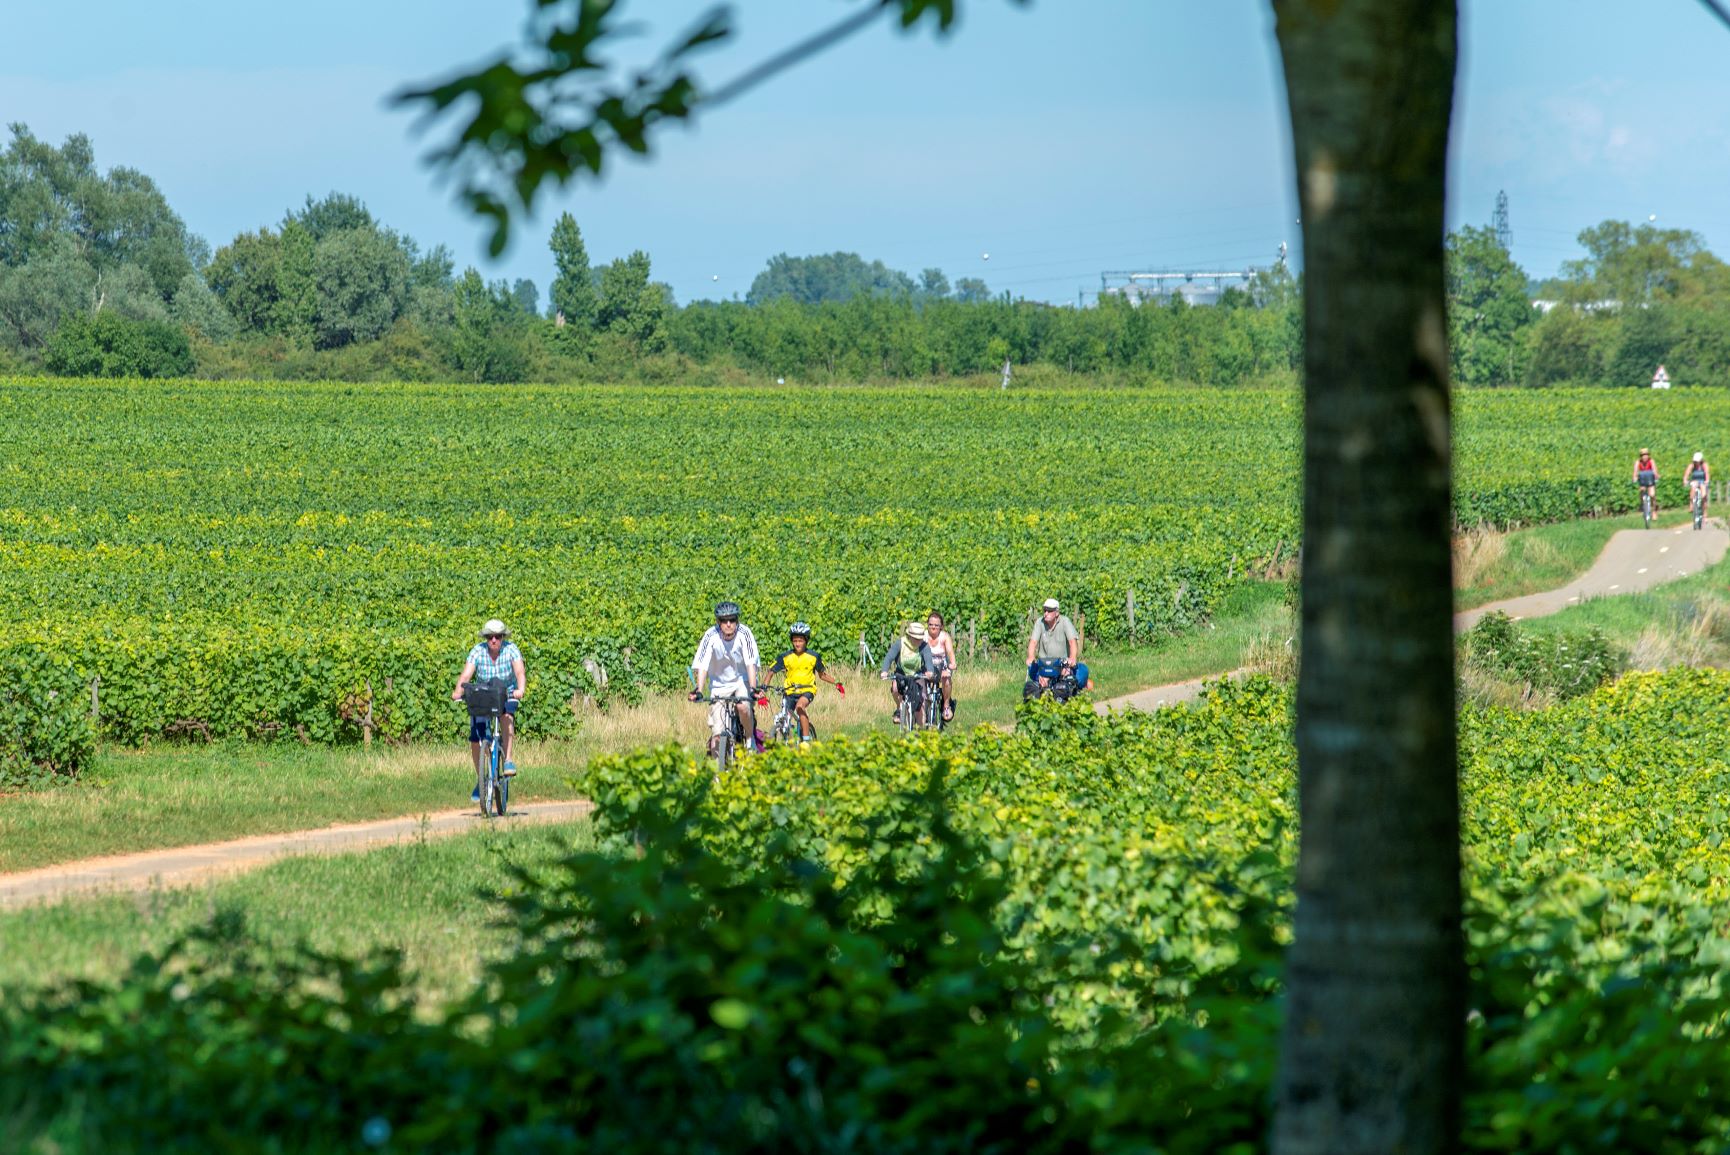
[1025,597,1090,694]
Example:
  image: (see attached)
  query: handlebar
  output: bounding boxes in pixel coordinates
[690,687,770,706]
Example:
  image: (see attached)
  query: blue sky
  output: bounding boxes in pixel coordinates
[4,1,1727,304]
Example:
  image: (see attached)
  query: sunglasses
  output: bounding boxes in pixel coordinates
[483,633,502,640]
[718,617,739,625]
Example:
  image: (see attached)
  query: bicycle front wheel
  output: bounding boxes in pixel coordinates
[485,736,505,816]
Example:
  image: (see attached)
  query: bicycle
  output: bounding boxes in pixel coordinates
[891,672,935,734]
[461,679,512,818]
[1692,485,1707,531]
[1023,658,1080,704]
[1639,484,1655,529]
[769,680,843,745]
[693,687,767,775]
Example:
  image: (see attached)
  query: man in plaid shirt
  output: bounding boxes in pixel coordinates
[450,618,527,801]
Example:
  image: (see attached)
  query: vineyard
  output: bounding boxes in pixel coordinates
[10,670,1730,1150]
[2,376,1724,745]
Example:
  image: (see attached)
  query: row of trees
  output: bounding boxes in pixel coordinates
[5,123,1729,388]
[1447,218,1730,388]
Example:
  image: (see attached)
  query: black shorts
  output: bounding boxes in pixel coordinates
[783,691,814,707]
[468,698,518,742]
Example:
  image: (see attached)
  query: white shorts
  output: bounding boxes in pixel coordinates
[708,692,749,736]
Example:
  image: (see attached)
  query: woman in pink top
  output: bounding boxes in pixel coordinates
[925,610,957,721]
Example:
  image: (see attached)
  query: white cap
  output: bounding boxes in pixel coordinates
[1694,452,1705,462]
[480,618,510,638]
[1042,598,1060,611]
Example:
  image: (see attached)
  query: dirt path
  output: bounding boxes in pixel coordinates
[1100,522,1729,715]
[0,800,592,910]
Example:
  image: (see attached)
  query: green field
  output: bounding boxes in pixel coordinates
[1,376,1722,746]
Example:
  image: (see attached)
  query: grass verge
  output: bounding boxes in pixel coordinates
[0,817,593,1002]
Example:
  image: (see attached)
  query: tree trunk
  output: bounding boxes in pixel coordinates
[1271,3,1463,1154]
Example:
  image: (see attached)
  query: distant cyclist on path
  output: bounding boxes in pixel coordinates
[1689,451,1711,521]
[450,618,526,802]
[1633,448,1659,515]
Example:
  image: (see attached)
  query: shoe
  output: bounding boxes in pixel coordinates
[470,787,481,803]
[942,706,953,721]
[502,761,517,777]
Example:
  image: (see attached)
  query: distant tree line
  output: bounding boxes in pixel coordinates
[2,125,1725,387]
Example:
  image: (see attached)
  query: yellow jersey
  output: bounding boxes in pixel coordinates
[772,649,825,695]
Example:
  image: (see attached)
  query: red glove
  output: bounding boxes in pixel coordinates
[836,682,846,696]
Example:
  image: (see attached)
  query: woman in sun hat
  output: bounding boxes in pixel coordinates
[450,618,526,801]
[878,619,936,721]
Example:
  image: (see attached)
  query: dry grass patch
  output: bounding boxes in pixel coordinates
[1627,597,1730,671]
[1458,663,1557,711]
[1239,630,1298,683]
[1453,523,1507,590]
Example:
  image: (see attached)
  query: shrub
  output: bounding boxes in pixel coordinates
[1464,611,1623,700]
[0,647,94,788]
[43,312,194,379]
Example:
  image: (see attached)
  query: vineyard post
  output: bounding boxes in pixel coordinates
[1078,611,1086,651]
[1126,588,1136,639]
[90,675,99,724]
[363,679,375,748]
[967,618,976,661]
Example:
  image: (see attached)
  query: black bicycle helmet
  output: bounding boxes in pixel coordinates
[714,600,741,621]
[789,621,811,638]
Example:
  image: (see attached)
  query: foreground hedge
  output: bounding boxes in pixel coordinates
[8,672,1730,1152]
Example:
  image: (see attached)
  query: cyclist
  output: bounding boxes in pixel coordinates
[1026,597,1091,695]
[1688,451,1711,520]
[1633,448,1659,516]
[767,621,844,743]
[449,618,526,802]
[879,620,936,720]
[688,600,762,755]
[925,610,958,721]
